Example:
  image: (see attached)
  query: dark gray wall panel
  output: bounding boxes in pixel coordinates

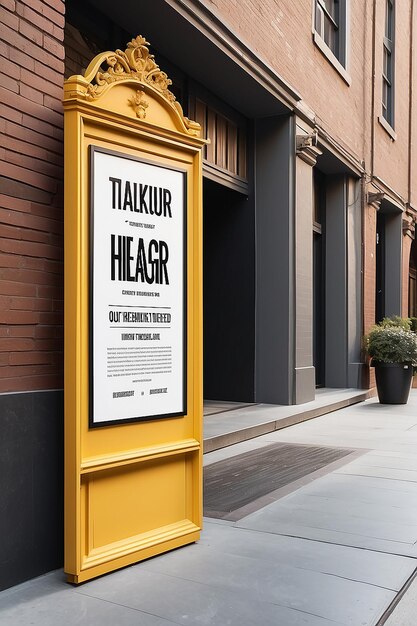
[0,390,63,591]
[384,212,403,317]
[255,116,294,404]
[325,176,348,387]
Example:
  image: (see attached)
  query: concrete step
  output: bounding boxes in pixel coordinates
[204,388,372,453]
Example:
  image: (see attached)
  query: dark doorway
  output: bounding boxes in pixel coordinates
[313,171,325,387]
[409,238,417,317]
[376,205,403,322]
[203,179,255,402]
[376,212,386,323]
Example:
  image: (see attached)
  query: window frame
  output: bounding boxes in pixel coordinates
[312,0,351,85]
[381,0,395,130]
[315,0,340,57]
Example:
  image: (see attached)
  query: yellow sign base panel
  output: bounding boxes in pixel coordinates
[67,527,200,584]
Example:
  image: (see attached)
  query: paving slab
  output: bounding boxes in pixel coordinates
[342,452,417,471]
[236,468,417,556]
[236,519,417,558]
[294,472,417,510]
[165,522,416,592]
[0,572,176,626]
[137,543,396,626]
[285,493,417,526]
[75,566,346,626]
[335,463,417,482]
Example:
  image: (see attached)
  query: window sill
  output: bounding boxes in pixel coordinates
[313,32,351,86]
[378,115,397,140]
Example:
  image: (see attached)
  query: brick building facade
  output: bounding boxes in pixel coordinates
[1,0,416,589]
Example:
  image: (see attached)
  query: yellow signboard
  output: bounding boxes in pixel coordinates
[63,36,206,583]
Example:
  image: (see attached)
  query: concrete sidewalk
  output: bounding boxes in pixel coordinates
[2,392,417,625]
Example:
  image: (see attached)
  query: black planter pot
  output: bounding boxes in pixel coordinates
[374,362,413,404]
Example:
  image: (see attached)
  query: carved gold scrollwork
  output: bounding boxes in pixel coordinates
[86,37,172,100]
[80,35,200,136]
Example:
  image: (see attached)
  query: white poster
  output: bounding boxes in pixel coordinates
[90,147,186,426]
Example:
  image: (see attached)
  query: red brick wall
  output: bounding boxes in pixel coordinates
[0,0,65,393]
[204,0,415,202]
[64,23,100,79]
[205,0,370,166]
[372,0,411,202]
[410,6,417,210]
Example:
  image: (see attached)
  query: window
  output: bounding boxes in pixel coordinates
[315,0,340,59]
[313,0,349,82]
[190,94,248,194]
[382,0,395,127]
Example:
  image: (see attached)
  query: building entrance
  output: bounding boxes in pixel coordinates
[376,212,386,323]
[203,179,255,403]
[313,171,325,387]
[376,205,402,322]
[409,237,417,317]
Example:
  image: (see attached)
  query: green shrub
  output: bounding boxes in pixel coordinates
[378,316,411,330]
[409,317,417,333]
[365,324,417,365]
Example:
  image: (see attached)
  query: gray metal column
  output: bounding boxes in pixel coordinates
[325,175,363,388]
[254,115,294,405]
[325,176,348,387]
[384,210,403,317]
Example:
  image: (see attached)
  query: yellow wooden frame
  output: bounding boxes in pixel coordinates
[63,36,206,583]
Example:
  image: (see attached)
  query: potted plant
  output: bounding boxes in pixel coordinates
[364,316,417,404]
